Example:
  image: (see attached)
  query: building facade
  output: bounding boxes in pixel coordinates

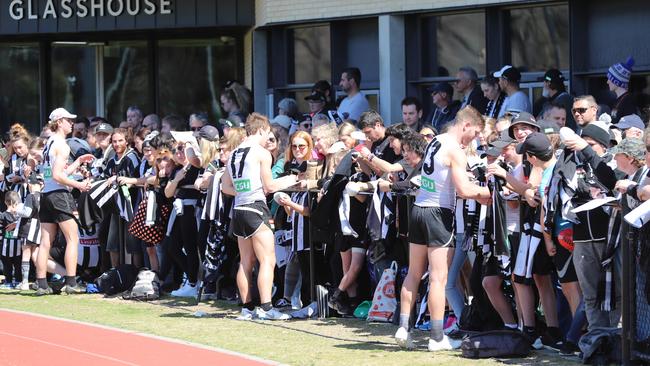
[0,0,648,131]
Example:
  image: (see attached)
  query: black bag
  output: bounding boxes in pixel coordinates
[96,264,139,295]
[461,330,531,359]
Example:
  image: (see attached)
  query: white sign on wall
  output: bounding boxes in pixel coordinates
[8,0,173,20]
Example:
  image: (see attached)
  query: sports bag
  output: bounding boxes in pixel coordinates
[128,198,171,245]
[124,269,160,301]
[461,330,531,359]
[96,264,139,295]
[367,261,398,322]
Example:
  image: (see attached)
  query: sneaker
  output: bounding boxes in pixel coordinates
[236,308,255,321]
[394,327,414,350]
[61,284,85,294]
[275,298,292,309]
[531,337,544,350]
[428,335,462,352]
[35,287,54,296]
[171,282,198,298]
[443,321,459,335]
[254,307,291,320]
[17,281,30,291]
[0,282,14,290]
[559,340,580,355]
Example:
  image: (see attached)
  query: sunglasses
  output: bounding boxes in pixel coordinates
[421,133,435,139]
[572,107,590,115]
[300,123,312,129]
[190,127,202,131]
[268,137,277,143]
[172,145,185,154]
[292,144,307,150]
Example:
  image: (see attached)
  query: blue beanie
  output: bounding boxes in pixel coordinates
[608,56,635,89]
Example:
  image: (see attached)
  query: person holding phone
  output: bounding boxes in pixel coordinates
[36,108,94,295]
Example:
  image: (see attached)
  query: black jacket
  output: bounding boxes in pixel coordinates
[461,86,488,114]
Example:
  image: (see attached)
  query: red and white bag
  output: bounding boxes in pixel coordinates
[367,261,398,322]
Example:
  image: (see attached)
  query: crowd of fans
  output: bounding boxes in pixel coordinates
[1,58,649,357]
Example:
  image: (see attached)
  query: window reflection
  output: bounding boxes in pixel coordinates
[104,41,151,126]
[421,12,486,77]
[510,5,569,72]
[158,38,237,122]
[51,45,98,119]
[292,25,331,85]
[0,44,40,132]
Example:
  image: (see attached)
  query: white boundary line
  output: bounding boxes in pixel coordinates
[0,330,139,365]
[0,308,284,366]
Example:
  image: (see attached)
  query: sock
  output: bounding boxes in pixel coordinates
[21,262,29,283]
[504,323,518,329]
[546,326,561,339]
[37,278,48,290]
[399,313,410,330]
[261,301,273,312]
[65,276,76,287]
[243,301,255,311]
[430,319,444,342]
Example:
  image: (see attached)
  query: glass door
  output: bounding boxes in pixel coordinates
[51,44,100,119]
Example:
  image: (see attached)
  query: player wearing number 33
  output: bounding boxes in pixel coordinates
[394,106,492,352]
[221,113,302,320]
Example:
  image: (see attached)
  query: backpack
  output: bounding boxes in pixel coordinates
[96,264,139,295]
[461,330,531,359]
[124,269,160,301]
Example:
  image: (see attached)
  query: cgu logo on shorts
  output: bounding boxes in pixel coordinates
[421,176,437,193]
[234,179,251,193]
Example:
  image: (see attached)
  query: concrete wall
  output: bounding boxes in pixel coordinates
[255,0,518,26]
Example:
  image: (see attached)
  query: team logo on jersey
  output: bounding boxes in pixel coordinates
[43,167,52,179]
[234,179,251,193]
[421,176,437,193]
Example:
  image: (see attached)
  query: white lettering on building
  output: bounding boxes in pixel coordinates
[7,0,173,20]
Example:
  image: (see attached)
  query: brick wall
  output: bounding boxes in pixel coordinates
[255,0,519,26]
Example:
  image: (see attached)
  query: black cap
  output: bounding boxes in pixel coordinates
[508,112,540,138]
[218,118,242,128]
[538,119,560,135]
[516,132,553,157]
[494,65,521,83]
[67,137,92,159]
[427,82,453,96]
[490,130,516,149]
[539,69,565,84]
[196,125,220,142]
[581,124,611,148]
[304,91,327,103]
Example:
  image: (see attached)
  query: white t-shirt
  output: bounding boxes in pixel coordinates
[337,92,369,122]
[498,90,531,117]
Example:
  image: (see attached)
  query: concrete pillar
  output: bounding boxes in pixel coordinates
[253,29,269,115]
[378,15,406,125]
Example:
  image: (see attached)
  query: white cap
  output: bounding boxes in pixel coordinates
[49,107,77,121]
[350,130,366,141]
[493,65,512,78]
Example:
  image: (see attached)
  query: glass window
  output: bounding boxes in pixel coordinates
[51,45,98,119]
[292,25,331,85]
[510,5,570,72]
[0,44,40,133]
[158,38,238,122]
[421,12,486,77]
[104,41,151,126]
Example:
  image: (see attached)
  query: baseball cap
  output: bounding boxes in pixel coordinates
[538,119,560,135]
[609,137,646,160]
[196,125,219,142]
[272,115,292,130]
[612,114,645,130]
[485,145,503,157]
[67,137,92,159]
[95,122,114,135]
[49,107,76,121]
[219,118,242,128]
[304,91,327,103]
[539,69,565,84]
[494,65,521,83]
[490,130,516,149]
[508,112,540,138]
[427,82,453,96]
[516,132,553,157]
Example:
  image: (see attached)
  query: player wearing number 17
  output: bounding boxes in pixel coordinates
[394,106,491,351]
[221,113,303,321]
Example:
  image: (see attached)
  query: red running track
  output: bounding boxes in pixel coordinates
[0,309,277,366]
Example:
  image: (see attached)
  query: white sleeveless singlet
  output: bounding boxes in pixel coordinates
[42,136,69,193]
[227,140,266,206]
[415,136,455,210]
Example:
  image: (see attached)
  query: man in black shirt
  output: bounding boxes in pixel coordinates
[607,57,637,123]
[357,111,400,177]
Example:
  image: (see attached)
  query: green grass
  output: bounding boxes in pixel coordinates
[0,291,580,366]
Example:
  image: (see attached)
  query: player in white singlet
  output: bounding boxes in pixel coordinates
[221,113,302,320]
[395,106,492,351]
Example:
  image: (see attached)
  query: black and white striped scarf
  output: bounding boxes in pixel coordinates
[366,181,395,242]
[290,191,309,252]
[201,169,225,224]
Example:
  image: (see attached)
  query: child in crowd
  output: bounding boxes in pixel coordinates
[16,175,43,290]
[0,191,23,288]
